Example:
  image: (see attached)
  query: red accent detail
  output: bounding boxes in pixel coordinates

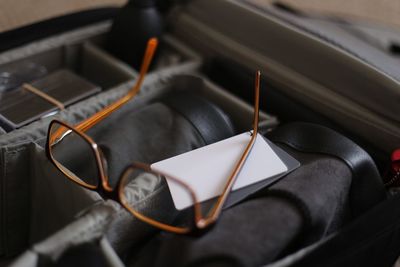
[392,149,400,172]
[391,149,400,162]
[384,149,400,187]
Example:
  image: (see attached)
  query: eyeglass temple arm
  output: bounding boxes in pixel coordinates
[197,71,261,228]
[74,38,158,133]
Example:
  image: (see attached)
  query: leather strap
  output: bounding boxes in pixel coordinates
[267,122,386,217]
[23,83,65,110]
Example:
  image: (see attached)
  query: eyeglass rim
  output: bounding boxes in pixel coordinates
[118,162,203,234]
[46,119,109,191]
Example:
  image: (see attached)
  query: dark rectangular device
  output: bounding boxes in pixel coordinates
[0,69,100,131]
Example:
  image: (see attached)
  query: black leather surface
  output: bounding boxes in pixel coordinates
[127,122,363,267]
[288,193,400,267]
[158,91,236,145]
[267,122,386,217]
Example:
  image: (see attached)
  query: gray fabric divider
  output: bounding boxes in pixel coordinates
[0,22,111,66]
[8,229,123,267]
[0,64,198,148]
[99,238,125,267]
[29,144,102,245]
[32,205,115,261]
[7,238,126,267]
[0,65,184,257]
[81,42,138,89]
[0,24,203,141]
[7,251,38,267]
[8,205,116,267]
[0,68,195,258]
[0,24,138,125]
[1,143,32,256]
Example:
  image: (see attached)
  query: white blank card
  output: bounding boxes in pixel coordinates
[151,133,288,210]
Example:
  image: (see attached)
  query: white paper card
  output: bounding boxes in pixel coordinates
[151,133,288,210]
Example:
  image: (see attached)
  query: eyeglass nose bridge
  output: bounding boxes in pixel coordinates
[96,147,114,193]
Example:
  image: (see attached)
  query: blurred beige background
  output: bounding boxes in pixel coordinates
[0,0,399,32]
[266,0,400,28]
[0,0,126,32]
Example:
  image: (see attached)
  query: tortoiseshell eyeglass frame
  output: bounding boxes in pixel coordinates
[46,42,261,234]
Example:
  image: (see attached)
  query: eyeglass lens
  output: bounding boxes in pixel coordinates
[49,121,100,188]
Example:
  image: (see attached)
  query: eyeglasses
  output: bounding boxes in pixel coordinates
[46,62,261,234]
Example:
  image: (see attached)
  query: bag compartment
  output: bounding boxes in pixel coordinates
[1,71,276,261]
[0,20,203,135]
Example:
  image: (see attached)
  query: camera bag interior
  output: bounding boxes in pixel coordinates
[0,1,399,267]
